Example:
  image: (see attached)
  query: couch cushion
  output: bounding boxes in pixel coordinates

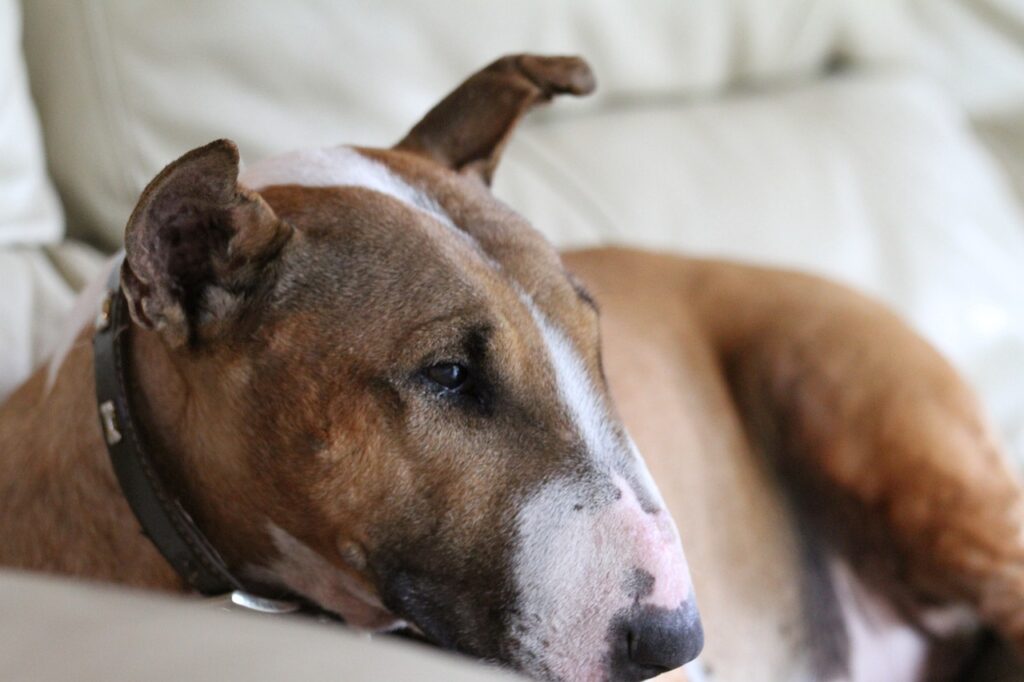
[0,251,73,397]
[0,569,515,681]
[0,240,107,401]
[495,72,1024,462]
[0,0,62,245]
[0,0,90,400]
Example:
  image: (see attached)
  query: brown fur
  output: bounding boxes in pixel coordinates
[566,250,1024,677]
[0,332,179,590]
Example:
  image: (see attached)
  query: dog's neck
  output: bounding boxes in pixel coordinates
[0,326,176,588]
[124,323,279,574]
[0,321,231,591]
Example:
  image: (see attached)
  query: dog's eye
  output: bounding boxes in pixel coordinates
[422,362,469,391]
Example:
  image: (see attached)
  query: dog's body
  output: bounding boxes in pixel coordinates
[569,250,1024,681]
[2,55,1024,681]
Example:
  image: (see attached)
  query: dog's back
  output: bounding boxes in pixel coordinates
[569,247,1024,681]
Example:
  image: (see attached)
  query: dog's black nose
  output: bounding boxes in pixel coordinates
[608,600,704,681]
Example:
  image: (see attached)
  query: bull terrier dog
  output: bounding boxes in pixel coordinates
[2,54,1023,682]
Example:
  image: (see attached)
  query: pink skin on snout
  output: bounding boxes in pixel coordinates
[510,468,697,681]
[610,473,693,611]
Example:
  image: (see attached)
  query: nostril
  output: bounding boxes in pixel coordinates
[626,628,674,675]
[626,627,639,663]
[610,601,704,681]
[625,626,674,676]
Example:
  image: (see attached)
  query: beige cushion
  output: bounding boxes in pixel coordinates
[978,115,1024,206]
[0,0,62,244]
[0,569,515,682]
[0,0,91,399]
[0,241,107,401]
[0,250,72,396]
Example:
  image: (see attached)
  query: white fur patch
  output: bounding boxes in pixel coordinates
[831,558,929,682]
[521,293,673,526]
[239,145,455,228]
[521,296,617,463]
[511,477,627,680]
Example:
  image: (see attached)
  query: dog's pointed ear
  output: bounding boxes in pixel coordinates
[395,54,595,185]
[121,139,292,347]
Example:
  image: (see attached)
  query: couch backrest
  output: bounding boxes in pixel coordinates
[20,0,1024,249]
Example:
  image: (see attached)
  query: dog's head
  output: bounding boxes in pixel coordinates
[119,55,702,681]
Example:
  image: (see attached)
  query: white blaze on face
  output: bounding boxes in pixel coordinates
[239,145,456,228]
[512,299,695,680]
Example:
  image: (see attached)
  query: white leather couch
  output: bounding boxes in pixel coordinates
[3,1,1024,679]
[0,569,516,680]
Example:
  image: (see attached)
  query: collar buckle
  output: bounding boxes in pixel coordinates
[205,590,303,615]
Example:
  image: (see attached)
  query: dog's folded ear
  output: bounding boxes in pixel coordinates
[121,139,292,347]
[395,54,595,185]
